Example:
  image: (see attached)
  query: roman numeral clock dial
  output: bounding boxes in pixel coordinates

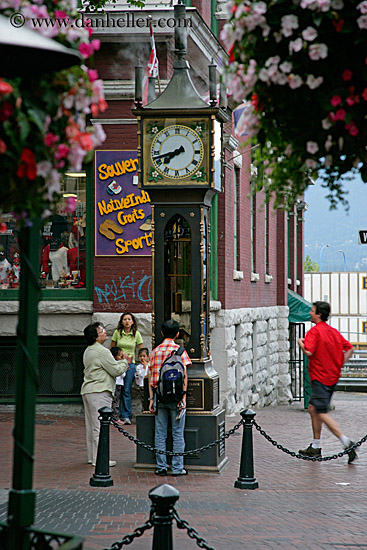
[150,125,204,180]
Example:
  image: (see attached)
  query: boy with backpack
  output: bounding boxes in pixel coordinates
[148,319,191,476]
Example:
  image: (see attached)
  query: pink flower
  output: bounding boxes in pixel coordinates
[345,122,359,136]
[309,43,328,60]
[0,101,13,121]
[306,141,319,154]
[64,196,77,213]
[0,78,13,96]
[79,43,93,59]
[357,14,367,28]
[0,138,7,154]
[44,132,59,147]
[342,69,353,81]
[288,74,303,89]
[54,144,70,160]
[335,108,347,120]
[55,10,67,18]
[330,95,341,107]
[88,69,98,82]
[362,88,367,101]
[78,132,94,151]
[289,38,303,54]
[358,0,367,13]
[91,39,100,52]
[306,74,323,89]
[302,26,317,40]
[358,1,367,14]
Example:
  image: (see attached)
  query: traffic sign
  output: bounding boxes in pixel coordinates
[358,230,367,244]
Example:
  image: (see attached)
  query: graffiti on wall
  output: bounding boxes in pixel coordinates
[95,150,152,257]
[94,270,152,304]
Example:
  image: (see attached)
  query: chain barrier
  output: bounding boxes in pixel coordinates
[101,506,155,549]
[111,417,243,457]
[252,419,367,462]
[100,505,216,550]
[173,509,216,550]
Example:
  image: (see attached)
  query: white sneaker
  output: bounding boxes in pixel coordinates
[87,460,93,464]
[91,461,117,467]
[123,418,132,425]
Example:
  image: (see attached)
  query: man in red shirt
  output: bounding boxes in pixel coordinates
[148,319,191,476]
[298,301,356,462]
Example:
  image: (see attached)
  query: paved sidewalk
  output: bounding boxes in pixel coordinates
[0,392,366,550]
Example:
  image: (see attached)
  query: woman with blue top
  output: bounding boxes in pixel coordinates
[110,312,143,424]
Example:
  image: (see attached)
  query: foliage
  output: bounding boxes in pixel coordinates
[221,0,367,209]
[304,254,319,271]
[0,0,108,223]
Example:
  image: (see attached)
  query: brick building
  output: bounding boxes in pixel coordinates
[0,0,305,413]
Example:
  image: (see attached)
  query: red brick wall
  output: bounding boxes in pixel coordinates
[216,141,282,310]
[192,1,212,27]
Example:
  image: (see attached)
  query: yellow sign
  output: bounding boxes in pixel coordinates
[362,322,367,333]
[362,276,367,290]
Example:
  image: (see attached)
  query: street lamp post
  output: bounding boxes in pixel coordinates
[339,250,346,272]
[319,244,330,272]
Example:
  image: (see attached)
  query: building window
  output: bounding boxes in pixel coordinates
[250,184,257,273]
[265,201,269,274]
[234,168,240,271]
[0,171,88,294]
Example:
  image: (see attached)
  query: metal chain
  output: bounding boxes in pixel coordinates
[252,419,367,461]
[111,418,243,456]
[101,507,155,549]
[173,509,216,550]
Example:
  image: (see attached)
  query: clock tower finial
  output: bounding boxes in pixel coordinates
[174,1,187,60]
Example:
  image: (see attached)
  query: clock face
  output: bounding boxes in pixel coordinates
[150,125,204,179]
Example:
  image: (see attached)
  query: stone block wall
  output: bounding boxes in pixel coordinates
[210,305,292,414]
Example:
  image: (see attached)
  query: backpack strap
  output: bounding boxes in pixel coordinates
[168,346,185,358]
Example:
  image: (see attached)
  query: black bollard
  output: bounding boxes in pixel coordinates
[234,408,259,490]
[149,484,180,550]
[90,406,114,488]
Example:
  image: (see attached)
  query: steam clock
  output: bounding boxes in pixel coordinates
[134,1,228,471]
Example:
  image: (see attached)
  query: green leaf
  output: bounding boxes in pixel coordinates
[18,112,31,141]
[27,107,45,134]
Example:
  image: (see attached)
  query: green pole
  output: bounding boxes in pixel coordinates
[7,219,41,550]
[303,355,311,409]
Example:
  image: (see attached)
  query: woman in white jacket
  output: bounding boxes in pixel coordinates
[81,322,128,467]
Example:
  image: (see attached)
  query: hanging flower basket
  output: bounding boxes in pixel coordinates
[0,0,108,223]
[221,0,367,208]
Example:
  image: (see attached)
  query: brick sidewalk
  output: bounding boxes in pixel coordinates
[1,393,366,550]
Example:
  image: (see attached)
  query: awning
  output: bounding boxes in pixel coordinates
[288,289,312,323]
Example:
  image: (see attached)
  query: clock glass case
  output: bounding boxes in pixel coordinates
[142,117,211,186]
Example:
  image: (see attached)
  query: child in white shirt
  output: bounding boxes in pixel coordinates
[111,346,126,423]
[135,347,149,411]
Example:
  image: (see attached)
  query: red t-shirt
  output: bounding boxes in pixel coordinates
[304,322,353,386]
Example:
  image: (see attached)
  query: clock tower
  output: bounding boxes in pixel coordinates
[133,0,228,472]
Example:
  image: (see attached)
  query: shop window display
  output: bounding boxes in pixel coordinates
[0,172,87,291]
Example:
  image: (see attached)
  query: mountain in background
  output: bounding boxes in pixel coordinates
[304,175,367,271]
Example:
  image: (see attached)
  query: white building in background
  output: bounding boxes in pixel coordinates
[304,272,367,348]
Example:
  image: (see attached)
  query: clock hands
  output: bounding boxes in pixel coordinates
[153,145,185,164]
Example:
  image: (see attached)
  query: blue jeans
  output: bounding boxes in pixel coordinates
[155,401,186,473]
[120,363,135,420]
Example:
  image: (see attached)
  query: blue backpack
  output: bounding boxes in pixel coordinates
[156,347,185,404]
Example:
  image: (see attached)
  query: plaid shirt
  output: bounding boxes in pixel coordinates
[149,338,191,388]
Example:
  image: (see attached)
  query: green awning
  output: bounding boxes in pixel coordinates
[288,289,312,323]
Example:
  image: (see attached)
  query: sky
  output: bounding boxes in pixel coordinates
[304,174,367,272]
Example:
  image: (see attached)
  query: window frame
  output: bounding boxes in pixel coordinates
[0,165,93,302]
